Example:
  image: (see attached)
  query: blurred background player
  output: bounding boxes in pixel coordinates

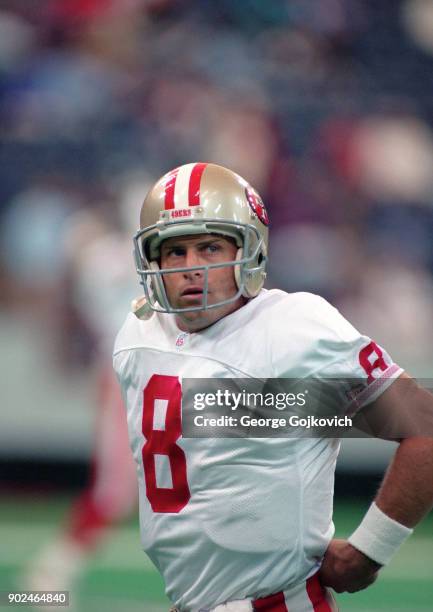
[21,191,145,595]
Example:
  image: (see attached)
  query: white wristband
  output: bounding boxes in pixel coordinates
[348,502,413,566]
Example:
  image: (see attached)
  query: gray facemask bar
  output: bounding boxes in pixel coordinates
[133,219,266,314]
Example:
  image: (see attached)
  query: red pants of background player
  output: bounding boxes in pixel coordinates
[66,364,137,549]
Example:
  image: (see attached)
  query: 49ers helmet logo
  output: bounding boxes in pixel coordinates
[245,187,269,226]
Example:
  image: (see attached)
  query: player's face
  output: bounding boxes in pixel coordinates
[160,234,246,331]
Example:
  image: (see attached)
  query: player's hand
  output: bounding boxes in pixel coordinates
[319,538,382,593]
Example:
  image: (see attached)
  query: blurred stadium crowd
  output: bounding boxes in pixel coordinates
[1,0,433,405]
[1,3,433,603]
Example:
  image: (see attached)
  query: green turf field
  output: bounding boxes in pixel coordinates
[0,495,431,611]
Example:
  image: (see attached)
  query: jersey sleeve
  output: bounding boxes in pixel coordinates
[305,296,403,416]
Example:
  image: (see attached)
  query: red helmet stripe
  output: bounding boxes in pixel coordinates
[188,162,207,206]
[164,168,179,209]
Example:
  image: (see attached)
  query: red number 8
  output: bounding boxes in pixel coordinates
[359,341,388,383]
[142,374,190,513]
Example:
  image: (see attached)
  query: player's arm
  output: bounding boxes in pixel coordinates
[320,373,433,593]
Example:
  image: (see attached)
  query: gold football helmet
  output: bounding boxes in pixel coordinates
[134,162,269,313]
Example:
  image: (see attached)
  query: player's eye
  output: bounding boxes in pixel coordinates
[202,243,221,254]
[166,247,186,257]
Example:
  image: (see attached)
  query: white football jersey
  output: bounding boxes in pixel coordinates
[113,289,402,611]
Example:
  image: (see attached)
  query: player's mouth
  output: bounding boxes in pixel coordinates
[181,286,205,299]
[180,285,203,302]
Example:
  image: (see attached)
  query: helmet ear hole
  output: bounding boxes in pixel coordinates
[235,247,266,299]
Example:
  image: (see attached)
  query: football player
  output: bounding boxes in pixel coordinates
[113,162,433,612]
[23,213,138,599]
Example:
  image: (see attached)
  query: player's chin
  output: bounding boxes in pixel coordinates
[170,298,205,320]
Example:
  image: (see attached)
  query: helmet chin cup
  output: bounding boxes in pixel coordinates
[131,296,153,320]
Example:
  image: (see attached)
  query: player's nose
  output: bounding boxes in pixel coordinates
[183,248,204,277]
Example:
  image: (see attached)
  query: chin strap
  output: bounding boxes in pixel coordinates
[131,296,154,320]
